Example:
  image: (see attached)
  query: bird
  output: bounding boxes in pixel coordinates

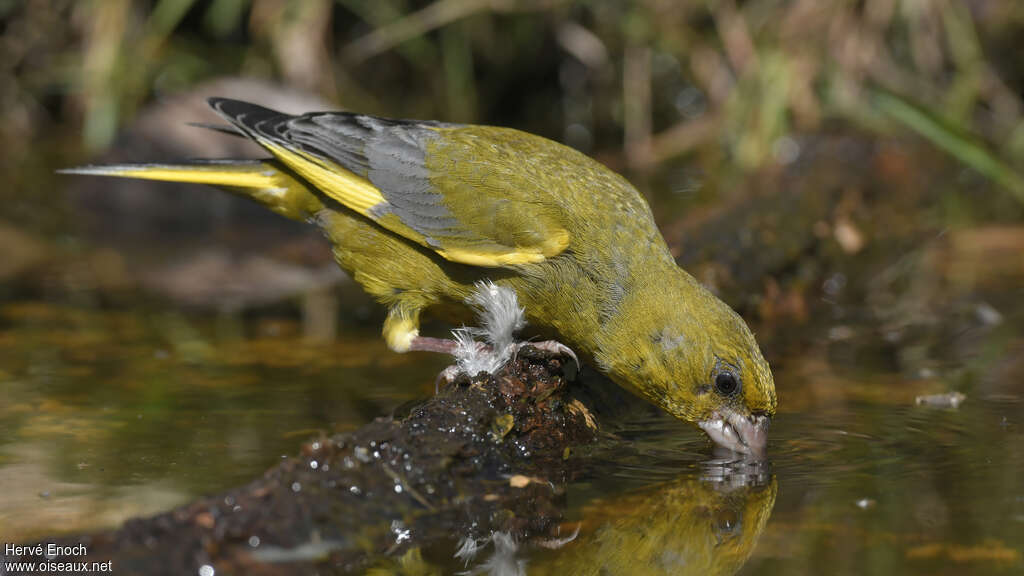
[62,98,777,457]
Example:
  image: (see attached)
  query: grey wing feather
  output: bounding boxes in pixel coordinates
[210,98,466,246]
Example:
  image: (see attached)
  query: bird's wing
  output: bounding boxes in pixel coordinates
[209,98,570,267]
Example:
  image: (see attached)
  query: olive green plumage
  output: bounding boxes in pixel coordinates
[63,98,777,455]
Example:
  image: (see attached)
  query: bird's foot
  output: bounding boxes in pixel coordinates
[434,364,464,392]
[515,340,578,369]
[433,339,577,390]
[407,336,472,391]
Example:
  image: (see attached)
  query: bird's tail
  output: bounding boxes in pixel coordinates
[58,159,325,222]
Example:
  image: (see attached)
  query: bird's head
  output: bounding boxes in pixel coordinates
[597,271,777,458]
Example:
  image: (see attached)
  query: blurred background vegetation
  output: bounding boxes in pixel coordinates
[4,0,1024,206]
[1,0,1023,314]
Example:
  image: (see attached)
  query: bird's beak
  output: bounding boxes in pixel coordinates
[698,409,770,459]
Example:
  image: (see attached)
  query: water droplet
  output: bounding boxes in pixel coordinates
[248,536,260,548]
[320,463,330,472]
[350,485,362,495]
[291,482,301,493]
[310,460,319,470]
[391,520,411,544]
[198,565,215,576]
[311,441,321,451]
[394,484,403,494]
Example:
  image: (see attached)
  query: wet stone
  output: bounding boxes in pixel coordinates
[3,350,596,575]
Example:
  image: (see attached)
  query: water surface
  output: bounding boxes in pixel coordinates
[1,297,1021,574]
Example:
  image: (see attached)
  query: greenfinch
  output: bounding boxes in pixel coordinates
[63,98,777,457]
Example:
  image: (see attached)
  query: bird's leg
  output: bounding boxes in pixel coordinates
[381,307,469,354]
[383,293,578,391]
[384,305,466,388]
[407,336,458,354]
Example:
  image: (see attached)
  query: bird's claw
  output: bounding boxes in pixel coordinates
[516,340,578,369]
[434,364,463,392]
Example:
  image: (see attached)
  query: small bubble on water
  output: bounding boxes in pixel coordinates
[350,485,361,495]
[311,441,321,451]
[310,460,319,470]
[291,482,301,493]
[394,484,403,494]
[321,463,329,472]
[199,565,215,576]
[248,536,260,548]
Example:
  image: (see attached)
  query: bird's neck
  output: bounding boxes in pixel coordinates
[584,261,700,388]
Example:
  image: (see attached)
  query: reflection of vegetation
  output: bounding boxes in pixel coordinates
[530,475,776,576]
[0,301,442,540]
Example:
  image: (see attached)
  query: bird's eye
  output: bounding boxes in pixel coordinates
[714,371,740,396]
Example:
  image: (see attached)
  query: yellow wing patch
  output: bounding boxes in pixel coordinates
[436,228,569,266]
[259,140,570,268]
[262,142,385,216]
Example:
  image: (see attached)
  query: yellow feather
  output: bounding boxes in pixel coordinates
[437,247,544,267]
[261,141,565,267]
[59,164,283,188]
[261,142,385,216]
